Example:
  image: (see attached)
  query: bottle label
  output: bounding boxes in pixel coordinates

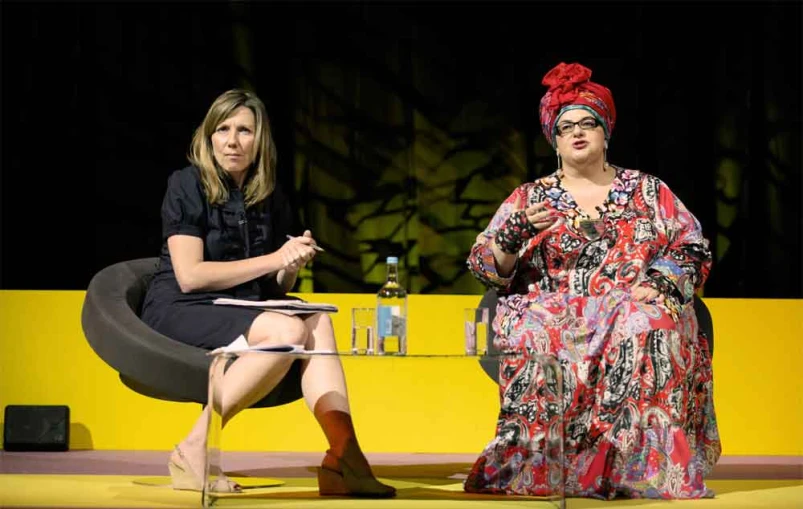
[377,305,400,337]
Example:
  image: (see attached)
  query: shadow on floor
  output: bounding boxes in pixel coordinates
[213,486,562,503]
[230,462,476,484]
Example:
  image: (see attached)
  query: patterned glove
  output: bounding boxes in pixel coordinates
[494,210,539,254]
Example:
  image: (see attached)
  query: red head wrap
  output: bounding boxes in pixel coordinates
[539,62,616,148]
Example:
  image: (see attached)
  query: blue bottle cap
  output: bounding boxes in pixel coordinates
[386,256,398,264]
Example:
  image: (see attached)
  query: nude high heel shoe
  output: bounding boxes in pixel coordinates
[168,445,242,493]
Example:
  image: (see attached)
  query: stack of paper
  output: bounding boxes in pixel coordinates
[208,334,337,356]
[213,298,338,315]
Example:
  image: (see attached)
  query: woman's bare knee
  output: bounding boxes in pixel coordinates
[306,312,333,332]
[304,312,337,349]
[246,312,308,346]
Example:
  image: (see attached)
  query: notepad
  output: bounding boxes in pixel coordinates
[213,298,338,315]
[208,334,337,356]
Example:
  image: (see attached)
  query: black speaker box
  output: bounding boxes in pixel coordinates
[3,405,70,451]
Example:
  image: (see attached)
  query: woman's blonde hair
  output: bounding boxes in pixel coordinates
[188,89,276,207]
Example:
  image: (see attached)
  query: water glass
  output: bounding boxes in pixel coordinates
[351,308,376,355]
[464,307,489,356]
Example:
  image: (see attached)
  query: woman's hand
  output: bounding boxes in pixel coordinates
[523,200,560,231]
[632,281,665,303]
[278,230,318,272]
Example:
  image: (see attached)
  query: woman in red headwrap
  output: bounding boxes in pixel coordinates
[464,62,721,500]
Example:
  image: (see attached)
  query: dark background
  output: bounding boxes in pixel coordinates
[2,1,801,297]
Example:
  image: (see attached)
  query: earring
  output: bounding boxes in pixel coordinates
[556,153,562,170]
[603,140,609,171]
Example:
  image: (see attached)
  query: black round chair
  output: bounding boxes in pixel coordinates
[81,257,302,407]
[478,290,715,383]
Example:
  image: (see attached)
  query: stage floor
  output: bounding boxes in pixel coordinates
[1,451,801,508]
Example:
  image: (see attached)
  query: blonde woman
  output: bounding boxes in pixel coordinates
[141,89,394,498]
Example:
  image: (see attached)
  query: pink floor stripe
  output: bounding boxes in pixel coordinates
[1,451,800,479]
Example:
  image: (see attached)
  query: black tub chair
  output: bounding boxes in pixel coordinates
[80,257,302,407]
[478,290,715,383]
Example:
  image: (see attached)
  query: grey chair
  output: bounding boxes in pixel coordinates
[478,290,715,383]
[80,257,302,407]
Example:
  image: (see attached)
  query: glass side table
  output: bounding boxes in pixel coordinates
[202,351,565,508]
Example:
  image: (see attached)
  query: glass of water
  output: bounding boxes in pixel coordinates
[464,307,489,356]
[351,308,376,355]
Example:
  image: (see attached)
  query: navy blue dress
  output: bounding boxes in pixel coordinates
[141,165,297,349]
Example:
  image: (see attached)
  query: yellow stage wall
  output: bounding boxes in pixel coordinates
[0,291,801,457]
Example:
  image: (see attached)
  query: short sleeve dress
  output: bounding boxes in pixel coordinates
[141,165,297,349]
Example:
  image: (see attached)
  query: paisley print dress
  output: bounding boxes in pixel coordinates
[464,167,721,500]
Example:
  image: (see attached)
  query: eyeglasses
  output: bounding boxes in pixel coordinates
[555,117,600,136]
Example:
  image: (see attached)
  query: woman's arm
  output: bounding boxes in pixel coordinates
[169,234,316,294]
[647,181,713,303]
[274,230,321,292]
[168,235,280,293]
[276,267,299,293]
[467,185,538,291]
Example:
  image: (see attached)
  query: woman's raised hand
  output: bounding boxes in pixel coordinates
[631,282,665,304]
[523,200,559,231]
[278,230,318,271]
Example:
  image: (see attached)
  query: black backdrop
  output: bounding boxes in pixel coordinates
[2,2,801,297]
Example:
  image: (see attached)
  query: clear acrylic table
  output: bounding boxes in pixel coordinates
[202,350,565,508]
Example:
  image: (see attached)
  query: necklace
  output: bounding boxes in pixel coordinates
[578,218,605,241]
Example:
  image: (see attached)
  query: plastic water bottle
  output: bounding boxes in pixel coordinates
[376,256,407,355]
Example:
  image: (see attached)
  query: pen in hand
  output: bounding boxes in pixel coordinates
[286,234,325,252]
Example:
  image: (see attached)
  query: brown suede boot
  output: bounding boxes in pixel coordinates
[314,408,396,498]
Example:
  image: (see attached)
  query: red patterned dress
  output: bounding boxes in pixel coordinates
[464,167,721,500]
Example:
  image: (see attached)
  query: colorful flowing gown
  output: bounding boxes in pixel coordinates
[464,167,721,500]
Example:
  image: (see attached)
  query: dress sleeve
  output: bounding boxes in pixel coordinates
[648,180,712,303]
[466,185,531,292]
[161,169,207,240]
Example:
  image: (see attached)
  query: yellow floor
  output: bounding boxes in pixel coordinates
[0,475,801,508]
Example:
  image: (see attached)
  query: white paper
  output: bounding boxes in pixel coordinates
[208,334,337,357]
[213,298,338,313]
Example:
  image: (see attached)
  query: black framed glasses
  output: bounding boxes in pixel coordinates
[555,117,600,136]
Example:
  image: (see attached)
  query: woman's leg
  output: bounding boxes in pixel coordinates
[219,312,309,422]
[171,311,309,490]
[300,313,353,454]
[300,313,395,497]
